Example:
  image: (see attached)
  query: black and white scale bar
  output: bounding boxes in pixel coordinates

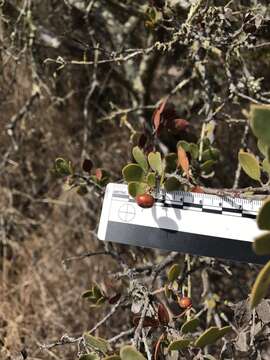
[98,183,269,264]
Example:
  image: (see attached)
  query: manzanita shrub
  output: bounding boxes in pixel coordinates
[54,100,270,358]
[53,101,270,359]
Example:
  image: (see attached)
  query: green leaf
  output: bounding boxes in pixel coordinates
[262,159,270,174]
[257,199,270,230]
[167,263,181,282]
[82,290,93,299]
[122,164,145,182]
[84,333,108,355]
[168,339,191,351]
[54,158,73,177]
[103,356,121,360]
[253,233,270,255]
[128,182,148,198]
[189,143,199,159]
[79,354,100,360]
[238,151,261,181]
[181,318,200,334]
[132,146,148,172]
[210,147,220,160]
[250,105,270,145]
[177,140,190,152]
[201,149,212,162]
[92,283,103,299]
[148,152,163,175]
[120,345,146,360]
[164,177,181,191]
[165,153,178,172]
[200,160,216,173]
[194,326,232,348]
[146,172,156,187]
[257,139,268,156]
[251,260,270,308]
[95,296,107,306]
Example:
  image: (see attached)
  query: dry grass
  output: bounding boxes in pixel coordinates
[0,54,132,359]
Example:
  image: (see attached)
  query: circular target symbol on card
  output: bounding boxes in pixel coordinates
[118,203,136,222]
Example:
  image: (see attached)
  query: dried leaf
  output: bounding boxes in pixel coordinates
[133,315,159,328]
[152,97,168,132]
[178,146,189,177]
[158,303,170,325]
[191,186,204,193]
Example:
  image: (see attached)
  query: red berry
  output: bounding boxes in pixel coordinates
[136,193,155,208]
[178,296,192,309]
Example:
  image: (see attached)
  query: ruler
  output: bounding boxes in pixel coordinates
[98,183,269,264]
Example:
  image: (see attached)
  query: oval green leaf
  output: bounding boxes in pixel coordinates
[200,160,216,173]
[122,164,145,182]
[262,159,270,174]
[257,139,268,156]
[189,143,199,159]
[84,333,108,355]
[253,232,270,255]
[250,105,270,145]
[167,263,181,282]
[194,326,232,348]
[164,177,181,191]
[120,345,146,360]
[165,153,178,172]
[146,172,156,187]
[238,151,261,181]
[250,260,270,308]
[103,356,121,360]
[168,339,191,351]
[132,146,148,172]
[128,182,148,198]
[148,152,163,175]
[257,199,270,230]
[181,318,200,334]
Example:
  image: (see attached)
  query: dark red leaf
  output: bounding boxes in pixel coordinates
[108,293,121,304]
[82,158,93,172]
[133,315,160,328]
[191,186,204,193]
[138,133,148,148]
[157,303,170,325]
[172,119,189,132]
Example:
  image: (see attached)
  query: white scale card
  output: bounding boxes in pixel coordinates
[98,183,269,264]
